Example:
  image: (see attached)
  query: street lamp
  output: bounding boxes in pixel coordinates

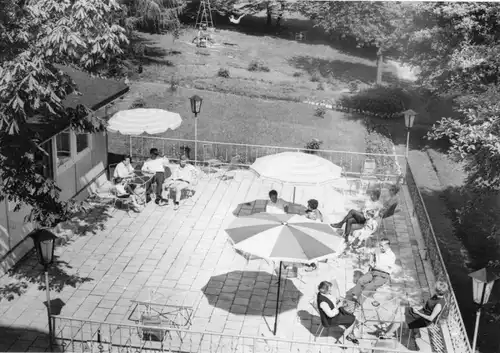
[469,267,500,353]
[403,109,417,158]
[29,229,58,351]
[189,95,203,165]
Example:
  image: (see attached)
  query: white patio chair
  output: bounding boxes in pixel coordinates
[219,155,241,182]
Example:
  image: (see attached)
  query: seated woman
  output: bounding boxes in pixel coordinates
[378,281,448,340]
[379,184,400,217]
[114,178,142,212]
[348,209,379,250]
[317,281,359,345]
[331,189,382,242]
[305,199,324,222]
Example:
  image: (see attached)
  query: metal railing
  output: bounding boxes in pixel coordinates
[109,136,406,180]
[52,315,431,353]
[405,163,472,353]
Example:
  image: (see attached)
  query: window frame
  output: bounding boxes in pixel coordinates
[55,128,92,174]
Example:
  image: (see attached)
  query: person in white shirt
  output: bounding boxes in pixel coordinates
[348,209,379,250]
[114,155,135,180]
[112,155,141,211]
[165,155,196,210]
[266,190,289,214]
[346,238,396,302]
[141,148,170,205]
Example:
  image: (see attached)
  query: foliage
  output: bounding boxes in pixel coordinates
[304,138,323,154]
[292,72,302,78]
[248,60,270,72]
[295,1,410,54]
[365,131,396,174]
[316,82,325,91]
[314,105,326,118]
[119,0,184,35]
[169,74,180,91]
[130,97,147,108]
[212,0,289,26]
[338,86,412,119]
[310,70,321,82]
[217,68,230,78]
[0,0,128,226]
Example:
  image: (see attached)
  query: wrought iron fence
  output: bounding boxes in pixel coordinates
[405,163,472,353]
[110,136,406,180]
[52,315,431,353]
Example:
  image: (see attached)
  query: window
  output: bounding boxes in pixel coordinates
[76,133,89,153]
[56,130,71,167]
[34,140,54,179]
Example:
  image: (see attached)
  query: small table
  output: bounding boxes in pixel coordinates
[126,171,154,204]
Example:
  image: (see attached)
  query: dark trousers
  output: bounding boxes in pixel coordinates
[342,209,366,238]
[146,172,165,200]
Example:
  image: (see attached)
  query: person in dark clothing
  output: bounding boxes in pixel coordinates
[317,281,359,345]
[378,281,448,339]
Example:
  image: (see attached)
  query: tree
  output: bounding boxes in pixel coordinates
[212,0,288,26]
[0,0,129,227]
[295,1,411,84]
[119,0,184,35]
[408,3,500,192]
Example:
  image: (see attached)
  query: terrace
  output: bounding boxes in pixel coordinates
[0,139,470,353]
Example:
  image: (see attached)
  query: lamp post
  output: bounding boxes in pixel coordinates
[189,95,203,165]
[29,229,58,351]
[403,109,417,158]
[469,267,500,352]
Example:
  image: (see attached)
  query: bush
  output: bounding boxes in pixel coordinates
[338,85,412,118]
[314,105,327,118]
[218,68,230,78]
[169,75,180,91]
[310,70,322,82]
[248,60,270,72]
[317,82,325,91]
[293,72,302,77]
[304,139,323,154]
[130,98,147,109]
[365,131,397,174]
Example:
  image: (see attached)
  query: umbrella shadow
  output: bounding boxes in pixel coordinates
[232,199,308,217]
[201,271,303,317]
[297,309,344,341]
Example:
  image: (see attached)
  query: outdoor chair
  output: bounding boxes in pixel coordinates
[219,155,241,182]
[310,299,346,343]
[379,202,398,232]
[162,165,199,205]
[202,144,223,174]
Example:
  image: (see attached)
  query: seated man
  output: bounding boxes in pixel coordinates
[317,280,359,345]
[380,184,400,217]
[345,238,395,302]
[331,189,382,242]
[266,190,289,214]
[379,281,448,340]
[164,155,197,210]
[113,155,141,211]
[142,148,170,205]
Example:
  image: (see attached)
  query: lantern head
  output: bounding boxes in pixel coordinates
[469,268,500,305]
[29,229,57,268]
[403,109,417,128]
[189,95,203,116]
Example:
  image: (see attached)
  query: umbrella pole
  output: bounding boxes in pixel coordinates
[274,261,282,336]
[129,135,132,158]
[292,187,296,204]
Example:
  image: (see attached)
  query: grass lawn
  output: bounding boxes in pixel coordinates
[108,82,367,155]
[128,13,406,103]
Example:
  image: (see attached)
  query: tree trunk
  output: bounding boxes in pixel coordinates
[266,4,272,26]
[376,47,384,84]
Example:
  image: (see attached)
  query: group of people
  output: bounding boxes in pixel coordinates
[112,148,197,211]
[317,279,449,345]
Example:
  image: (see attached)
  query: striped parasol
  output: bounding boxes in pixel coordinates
[225,212,344,335]
[108,108,182,135]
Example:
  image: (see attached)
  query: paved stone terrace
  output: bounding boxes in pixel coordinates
[0,170,432,352]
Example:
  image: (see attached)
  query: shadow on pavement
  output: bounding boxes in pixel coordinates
[0,325,63,352]
[297,309,344,341]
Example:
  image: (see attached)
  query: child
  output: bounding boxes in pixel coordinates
[349,209,378,250]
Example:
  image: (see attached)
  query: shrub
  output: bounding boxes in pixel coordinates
[314,105,327,118]
[169,75,180,91]
[218,68,230,78]
[365,131,397,174]
[338,85,412,118]
[317,82,325,91]
[310,70,322,82]
[248,60,270,72]
[304,139,323,154]
[293,72,302,77]
[130,98,147,109]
